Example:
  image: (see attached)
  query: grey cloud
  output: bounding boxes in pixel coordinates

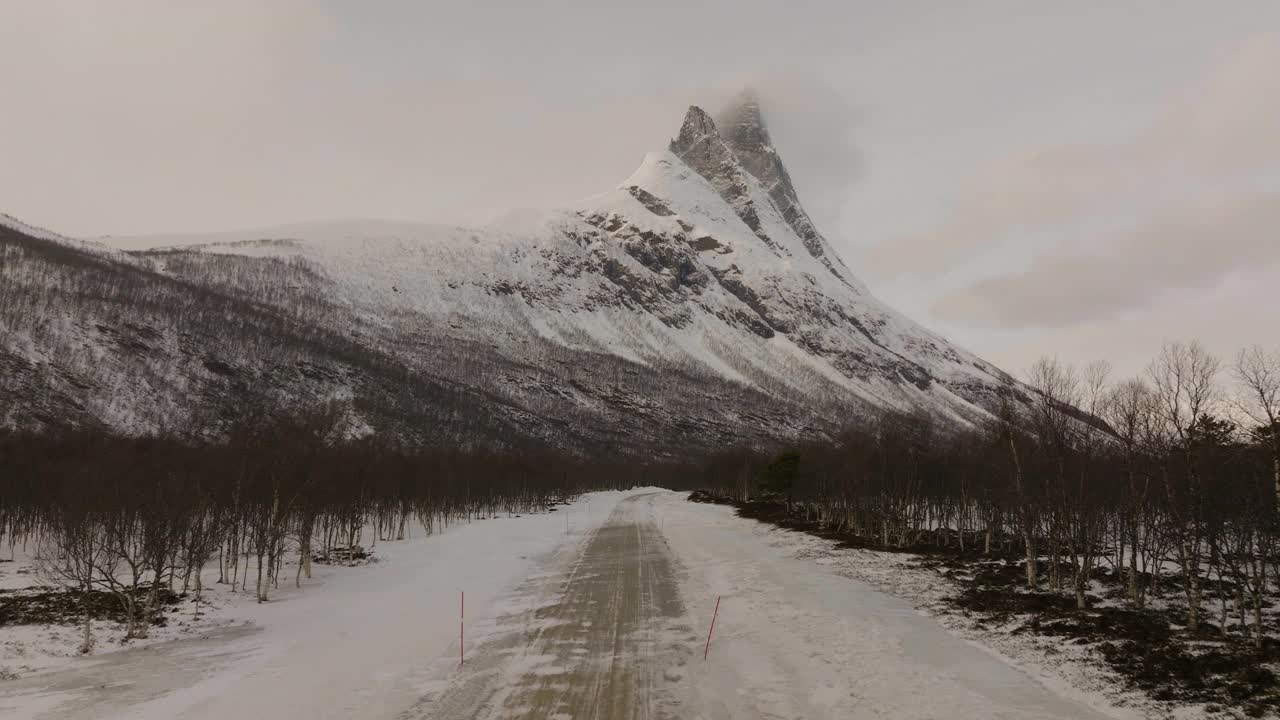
[865,33,1280,278]
[932,193,1280,328]
[983,261,1280,378]
[745,77,863,236]
[0,2,871,237]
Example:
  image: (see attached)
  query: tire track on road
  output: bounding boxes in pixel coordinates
[424,492,691,720]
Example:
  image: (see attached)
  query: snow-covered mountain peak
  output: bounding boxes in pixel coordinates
[716,93,852,280]
[668,105,747,195]
[2,95,1037,447]
[664,96,855,288]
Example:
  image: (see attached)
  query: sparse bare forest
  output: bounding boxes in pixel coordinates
[0,408,661,654]
[692,342,1280,712]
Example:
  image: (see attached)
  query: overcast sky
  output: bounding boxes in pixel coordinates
[2,1,1277,378]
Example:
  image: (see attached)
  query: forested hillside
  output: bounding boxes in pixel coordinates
[0,218,828,454]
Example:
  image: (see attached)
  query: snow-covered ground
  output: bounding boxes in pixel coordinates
[0,491,641,719]
[655,494,1132,720]
[1,490,1146,719]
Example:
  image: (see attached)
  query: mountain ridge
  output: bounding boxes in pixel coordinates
[1,95,1031,449]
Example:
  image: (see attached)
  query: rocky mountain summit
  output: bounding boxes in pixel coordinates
[713,91,845,274]
[1,94,1029,452]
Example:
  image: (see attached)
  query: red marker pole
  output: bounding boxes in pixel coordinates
[460,591,465,666]
[703,595,721,660]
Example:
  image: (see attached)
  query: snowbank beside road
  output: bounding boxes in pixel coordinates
[653,492,1132,720]
[0,489,652,720]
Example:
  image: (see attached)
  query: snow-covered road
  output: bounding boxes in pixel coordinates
[0,490,1122,719]
[421,491,689,719]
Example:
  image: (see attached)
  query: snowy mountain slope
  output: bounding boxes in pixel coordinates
[108,98,1020,419]
[0,218,521,443]
[2,212,140,265]
[0,216,831,452]
[4,95,1032,448]
[714,91,856,284]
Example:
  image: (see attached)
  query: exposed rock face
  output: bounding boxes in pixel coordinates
[715,90,852,283]
[669,106,783,254]
[669,95,856,287]
[717,93,817,252]
[668,106,723,169]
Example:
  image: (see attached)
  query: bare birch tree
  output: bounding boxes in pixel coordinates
[1235,345,1280,508]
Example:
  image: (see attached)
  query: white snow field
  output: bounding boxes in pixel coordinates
[0,490,1129,719]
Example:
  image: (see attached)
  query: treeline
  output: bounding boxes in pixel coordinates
[0,409,652,652]
[697,342,1280,651]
